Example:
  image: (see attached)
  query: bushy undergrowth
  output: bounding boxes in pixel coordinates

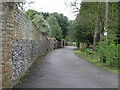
[79,40,119,67]
[75,50,118,74]
[96,41,119,67]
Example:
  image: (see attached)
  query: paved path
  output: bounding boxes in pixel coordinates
[16,46,118,88]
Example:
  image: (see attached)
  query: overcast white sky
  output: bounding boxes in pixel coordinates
[25,0,82,20]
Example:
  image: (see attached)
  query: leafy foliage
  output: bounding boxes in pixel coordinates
[26,9,38,20]
[53,13,70,39]
[26,10,69,40]
[26,10,50,35]
[47,15,62,40]
[69,1,119,67]
[32,14,50,34]
[96,41,118,67]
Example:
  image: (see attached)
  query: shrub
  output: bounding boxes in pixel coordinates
[96,40,118,67]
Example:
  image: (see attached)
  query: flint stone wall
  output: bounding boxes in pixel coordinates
[12,40,50,85]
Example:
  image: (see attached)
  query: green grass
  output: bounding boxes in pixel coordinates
[75,50,118,74]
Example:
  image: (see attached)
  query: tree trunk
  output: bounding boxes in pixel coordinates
[93,17,99,47]
[105,0,108,42]
[76,42,80,49]
[99,2,104,41]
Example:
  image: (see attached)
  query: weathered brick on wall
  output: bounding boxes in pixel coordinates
[0,2,2,89]
[1,2,15,88]
[0,12,2,90]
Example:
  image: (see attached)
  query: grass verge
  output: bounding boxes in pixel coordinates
[75,50,118,74]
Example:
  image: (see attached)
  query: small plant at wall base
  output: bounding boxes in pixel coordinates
[18,70,30,84]
[19,77,24,83]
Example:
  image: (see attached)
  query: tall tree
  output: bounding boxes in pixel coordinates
[26,10,50,35]
[47,15,62,40]
[53,13,69,39]
[68,1,118,48]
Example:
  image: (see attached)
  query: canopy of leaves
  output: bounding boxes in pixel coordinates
[52,12,70,39]
[26,9,38,20]
[69,1,119,66]
[69,2,118,46]
[47,15,62,40]
[26,10,50,35]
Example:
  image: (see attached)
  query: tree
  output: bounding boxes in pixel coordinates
[26,10,50,35]
[26,10,70,40]
[68,1,118,49]
[70,1,119,66]
[52,13,69,39]
[47,15,62,40]
[67,21,76,42]
[41,12,50,20]
[16,0,34,10]
[26,9,38,19]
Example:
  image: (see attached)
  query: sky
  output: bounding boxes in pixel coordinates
[25,0,82,20]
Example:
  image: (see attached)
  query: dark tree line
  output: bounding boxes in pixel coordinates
[26,10,70,40]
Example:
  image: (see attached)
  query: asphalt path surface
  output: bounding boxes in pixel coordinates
[16,46,118,88]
